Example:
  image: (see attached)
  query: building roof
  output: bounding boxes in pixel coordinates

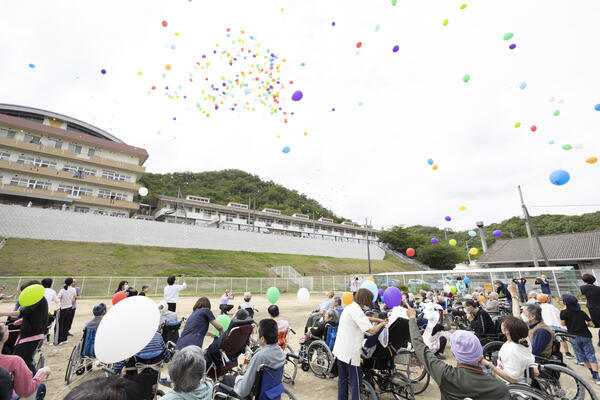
[0,105,148,163]
[152,194,376,232]
[478,230,600,264]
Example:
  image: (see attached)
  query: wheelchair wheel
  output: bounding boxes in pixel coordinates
[307,340,333,378]
[35,352,45,371]
[360,380,379,400]
[534,364,598,400]
[482,341,504,363]
[65,343,81,384]
[283,346,298,385]
[390,370,415,400]
[394,350,429,395]
[508,384,550,400]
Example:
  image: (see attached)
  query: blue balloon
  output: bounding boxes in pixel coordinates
[468,230,477,237]
[519,82,527,90]
[427,158,434,165]
[282,146,291,154]
[595,104,600,111]
[464,277,470,285]
[549,169,570,186]
[548,140,555,145]
[28,63,35,69]
[375,24,380,32]
[360,280,378,303]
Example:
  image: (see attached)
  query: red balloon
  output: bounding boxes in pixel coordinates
[356,41,362,48]
[112,291,127,305]
[162,20,168,27]
[530,125,537,132]
[406,248,415,257]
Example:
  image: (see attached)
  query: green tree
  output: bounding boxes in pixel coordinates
[415,245,463,270]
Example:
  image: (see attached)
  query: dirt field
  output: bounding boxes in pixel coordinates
[2,294,598,400]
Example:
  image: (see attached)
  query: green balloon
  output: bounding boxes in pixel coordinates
[553,110,560,116]
[562,144,572,150]
[214,314,231,336]
[19,284,44,307]
[503,32,514,41]
[449,239,457,246]
[391,0,397,5]
[462,74,470,83]
[266,286,280,304]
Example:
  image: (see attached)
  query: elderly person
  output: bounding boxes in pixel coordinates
[483,292,499,314]
[333,289,386,400]
[158,301,178,330]
[177,297,223,350]
[309,309,339,338]
[84,303,106,331]
[0,323,51,399]
[537,293,573,358]
[304,291,335,332]
[219,289,235,315]
[463,299,495,335]
[406,303,509,400]
[164,275,186,312]
[64,376,142,400]
[580,273,600,346]
[240,292,256,319]
[333,296,344,318]
[526,291,539,304]
[162,346,212,400]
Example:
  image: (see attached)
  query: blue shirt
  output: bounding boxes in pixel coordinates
[529,322,552,356]
[335,306,344,319]
[512,279,527,294]
[113,331,169,373]
[497,284,512,303]
[536,279,551,295]
[177,307,215,350]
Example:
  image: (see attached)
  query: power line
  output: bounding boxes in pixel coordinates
[527,204,600,208]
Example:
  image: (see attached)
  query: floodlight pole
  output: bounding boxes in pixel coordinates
[366,218,372,275]
[518,186,550,267]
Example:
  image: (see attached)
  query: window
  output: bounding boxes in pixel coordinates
[97,189,127,201]
[68,143,82,154]
[47,139,62,149]
[204,210,213,217]
[98,189,112,199]
[17,155,35,165]
[24,134,41,144]
[88,148,101,157]
[102,170,130,182]
[59,184,92,197]
[74,206,90,213]
[10,177,50,190]
[17,155,56,168]
[10,177,29,187]
[0,129,16,139]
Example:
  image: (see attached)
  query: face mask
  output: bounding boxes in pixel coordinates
[124,285,129,291]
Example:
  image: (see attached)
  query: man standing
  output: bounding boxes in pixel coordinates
[512,278,528,303]
[219,289,234,315]
[350,277,360,295]
[535,275,552,296]
[164,275,186,312]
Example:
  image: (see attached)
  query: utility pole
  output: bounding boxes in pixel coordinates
[518,186,550,267]
[365,218,371,275]
[466,241,472,264]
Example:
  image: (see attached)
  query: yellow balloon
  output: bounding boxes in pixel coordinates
[449,239,457,246]
[469,247,478,255]
[342,292,354,306]
[366,277,375,283]
[586,157,598,164]
[459,205,467,211]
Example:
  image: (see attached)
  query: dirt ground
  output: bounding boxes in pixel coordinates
[2,294,599,400]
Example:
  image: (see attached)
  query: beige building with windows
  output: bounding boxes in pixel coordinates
[0,104,148,217]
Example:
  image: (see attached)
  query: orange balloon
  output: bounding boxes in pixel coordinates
[342,292,353,306]
[432,165,438,170]
[165,64,172,71]
[586,157,598,164]
[366,277,374,283]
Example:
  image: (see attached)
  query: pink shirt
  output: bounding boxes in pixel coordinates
[0,354,46,397]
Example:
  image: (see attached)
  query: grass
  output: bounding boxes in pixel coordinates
[0,238,415,277]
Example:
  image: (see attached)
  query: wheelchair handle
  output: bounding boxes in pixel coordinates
[554,331,576,340]
[102,367,117,375]
[290,328,296,335]
[214,382,237,397]
[286,353,300,361]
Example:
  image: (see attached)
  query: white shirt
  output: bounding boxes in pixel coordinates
[220,293,233,305]
[318,298,334,312]
[58,286,76,309]
[163,283,186,303]
[540,303,562,327]
[332,302,373,366]
[350,280,361,292]
[497,342,535,384]
[44,288,59,309]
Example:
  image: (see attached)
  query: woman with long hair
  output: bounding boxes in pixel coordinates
[55,278,78,345]
[176,297,223,350]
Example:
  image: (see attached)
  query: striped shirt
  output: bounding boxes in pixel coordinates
[113,332,169,373]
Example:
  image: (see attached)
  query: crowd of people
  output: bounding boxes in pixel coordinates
[0,272,599,399]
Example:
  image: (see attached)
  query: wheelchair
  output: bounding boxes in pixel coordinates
[160,317,185,345]
[361,317,430,400]
[278,328,297,385]
[65,328,113,384]
[205,317,256,381]
[298,323,337,378]
[3,318,50,374]
[214,355,299,399]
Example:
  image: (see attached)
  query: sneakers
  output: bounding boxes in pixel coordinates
[565,352,575,359]
[573,361,584,366]
[596,378,600,385]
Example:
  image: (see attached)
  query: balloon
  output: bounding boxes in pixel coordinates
[553,110,560,116]
[431,237,439,244]
[460,3,467,9]
[493,230,503,237]
[432,165,439,170]
[392,45,399,53]
[162,20,168,27]
[509,44,516,50]
[297,288,310,304]
[165,64,171,71]
[468,230,477,237]
[100,69,107,75]
[95,296,159,363]
[459,205,466,211]
[548,140,555,145]
[443,284,451,293]
[530,125,537,132]
[549,169,570,186]
[406,248,415,257]
[464,277,471,285]
[342,292,353,306]
[331,21,336,26]
[383,287,403,308]
[375,25,380,32]
[291,90,303,101]
[358,101,363,107]
[378,289,384,298]
[444,216,451,221]
[282,146,291,154]
[462,74,470,82]
[514,122,521,128]
[266,287,280,304]
[28,63,35,69]
[469,248,478,255]
[443,19,449,26]
[562,144,572,150]
[391,0,397,5]
[19,284,44,307]
[450,286,457,294]
[586,157,598,164]
[138,187,148,196]
[519,82,527,90]
[449,239,457,246]
[503,32,514,40]
[360,280,378,303]
[112,291,127,305]
[427,158,434,165]
[595,104,600,111]
[214,314,231,336]
[356,42,362,48]
[366,277,375,283]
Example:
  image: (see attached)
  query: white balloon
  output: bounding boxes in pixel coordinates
[95,296,160,363]
[138,187,149,196]
[297,288,310,304]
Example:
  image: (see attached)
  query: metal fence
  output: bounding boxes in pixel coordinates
[0,266,592,300]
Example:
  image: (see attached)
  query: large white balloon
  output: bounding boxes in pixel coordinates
[95,296,160,363]
[138,187,148,196]
[297,288,310,304]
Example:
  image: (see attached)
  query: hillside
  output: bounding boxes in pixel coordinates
[138,169,346,223]
[0,238,414,276]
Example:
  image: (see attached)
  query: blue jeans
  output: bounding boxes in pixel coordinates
[337,360,361,400]
[571,336,597,364]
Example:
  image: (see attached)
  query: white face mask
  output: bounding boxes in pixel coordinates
[124,284,129,291]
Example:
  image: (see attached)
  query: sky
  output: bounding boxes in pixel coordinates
[2,0,600,231]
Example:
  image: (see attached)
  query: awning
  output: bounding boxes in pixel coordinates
[0,190,74,203]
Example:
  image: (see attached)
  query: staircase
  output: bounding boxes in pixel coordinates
[377,243,430,271]
[271,266,314,291]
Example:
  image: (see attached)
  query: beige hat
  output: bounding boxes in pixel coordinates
[157,301,168,314]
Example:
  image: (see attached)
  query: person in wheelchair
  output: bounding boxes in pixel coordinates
[240,293,257,319]
[84,303,106,332]
[307,309,338,340]
[218,318,286,399]
[463,299,495,337]
[161,345,212,400]
[158,301,178,329]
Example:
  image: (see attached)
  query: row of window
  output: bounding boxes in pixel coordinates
[17,154,57,169]
[98,189,128,201]
[9,177,51,190]
[57,184,93,197]
[5,176,128,201]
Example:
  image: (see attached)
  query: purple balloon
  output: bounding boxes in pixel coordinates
[383,287,403,308]
[493,230,503,237]
[392,45,399,53]
[378,289,384,297]
[431,237,439,244]
[291,90,303,101]
[509,43,516,49]
[444,216,451,222]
